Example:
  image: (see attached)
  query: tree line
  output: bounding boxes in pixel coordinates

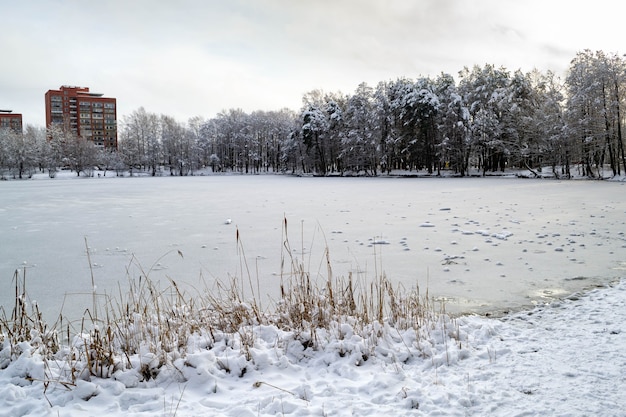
[1,50,625,179]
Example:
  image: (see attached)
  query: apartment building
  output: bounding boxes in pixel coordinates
[0,110,23,133]
[45,86,117,149]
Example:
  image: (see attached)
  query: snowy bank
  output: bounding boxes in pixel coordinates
[1,278,624,416]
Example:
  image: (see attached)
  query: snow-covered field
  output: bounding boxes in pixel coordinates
[1,173,625,416]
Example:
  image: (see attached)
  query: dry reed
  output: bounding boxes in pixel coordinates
[0,217,449,389]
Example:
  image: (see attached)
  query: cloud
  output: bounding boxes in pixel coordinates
[3,0,625,127]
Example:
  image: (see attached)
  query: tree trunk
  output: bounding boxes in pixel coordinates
[602,83,617,176]
[614,79,626,175]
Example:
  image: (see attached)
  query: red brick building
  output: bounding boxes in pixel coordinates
[45,86,117,149]
[0,110,23,133]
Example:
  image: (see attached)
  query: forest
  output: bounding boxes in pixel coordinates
[1,50,625,179]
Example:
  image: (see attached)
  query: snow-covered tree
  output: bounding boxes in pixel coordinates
[434,73,471,176]
[300,90,335,175]
[459,64,512,174]
[0,125,39,178]
[565,50,626,177]
[526,70,567,177]
[185,116,206,173]
[120,108,162,176]
[341,82,379,175]
[0,128,14,179]
[160,115,189,176]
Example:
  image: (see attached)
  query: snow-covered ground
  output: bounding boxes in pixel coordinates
[1,278,624,416]
[1,173,625,416]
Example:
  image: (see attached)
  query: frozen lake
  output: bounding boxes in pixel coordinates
[1,175,625,322]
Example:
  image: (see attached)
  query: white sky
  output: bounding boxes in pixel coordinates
[1,0,623,127]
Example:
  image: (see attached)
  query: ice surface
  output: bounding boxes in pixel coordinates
[0,175,625,321]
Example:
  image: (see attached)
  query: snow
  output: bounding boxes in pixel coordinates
[1,174,625,416]
[0,279,624,416]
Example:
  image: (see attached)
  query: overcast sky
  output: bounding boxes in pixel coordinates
[1,0,623,127]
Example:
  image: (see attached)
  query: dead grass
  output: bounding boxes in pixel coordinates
[0,217,447,389]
